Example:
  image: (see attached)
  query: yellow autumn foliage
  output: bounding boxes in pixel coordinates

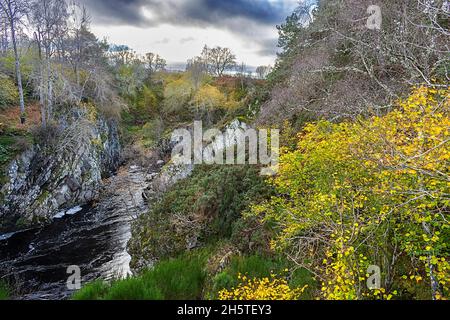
[250,86,450,300]
[218,273,307,300]
[192,84,227,111]
[163,77,194,113]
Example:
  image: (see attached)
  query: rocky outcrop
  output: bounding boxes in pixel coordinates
[131,119,252,271]
[0,113,120,233]
[142,119,251,203]
[142,161,194,203]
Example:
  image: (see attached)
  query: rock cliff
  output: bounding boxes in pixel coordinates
[0,111,120,233]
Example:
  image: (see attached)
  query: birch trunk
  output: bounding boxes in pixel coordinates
[7,1,25,124]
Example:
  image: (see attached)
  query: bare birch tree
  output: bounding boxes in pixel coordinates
[0,0,27,124]
[186,56,208,90]
[0,11,9,54]
[256,65,271,79]
[30,0,68,125]
[202,45,236,77]
[143,52,166,76]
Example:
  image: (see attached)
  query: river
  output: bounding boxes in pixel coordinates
[0,165,150,300]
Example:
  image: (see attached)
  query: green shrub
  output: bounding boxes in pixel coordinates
[72,280,110,300]
[0,137,14,165]
[0,281,10,300]
[142,118,164,147]
[289,268,319,300]
[123,85,160,125]
[231,215,273,254]
[163,77,193,114]
[104,278,163,300]
[0,74,19,108]
[211,272,234,296]
[142,252,207,300]
[0,51,34,83]
[227,255,287,279]
[130,165,273,263]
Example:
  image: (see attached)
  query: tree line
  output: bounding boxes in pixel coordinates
[0,0,273,128]
[0,0,130,125]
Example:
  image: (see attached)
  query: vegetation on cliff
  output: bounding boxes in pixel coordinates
[0,281,9,300]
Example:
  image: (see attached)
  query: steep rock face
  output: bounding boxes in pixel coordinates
[0,115,120,233]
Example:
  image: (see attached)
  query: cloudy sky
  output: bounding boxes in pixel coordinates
[79,0,300,69]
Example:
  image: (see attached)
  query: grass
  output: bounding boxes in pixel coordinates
[73,251,208,300]
[226,255,287,278]
[0,281,10,300]
[103,278,163,300]
[74,250,318,300]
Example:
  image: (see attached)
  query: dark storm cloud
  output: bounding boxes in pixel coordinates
[179,0,289,25]
[80,0,296,61]
[80,0,150,26]
[81,0,292,28]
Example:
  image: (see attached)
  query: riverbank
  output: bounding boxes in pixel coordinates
[0,164,152,300]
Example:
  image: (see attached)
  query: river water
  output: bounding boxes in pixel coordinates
[0,165,149,300]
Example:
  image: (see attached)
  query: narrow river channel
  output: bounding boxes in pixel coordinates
[0,165,150,300]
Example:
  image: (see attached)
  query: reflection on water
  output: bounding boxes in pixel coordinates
[0,166,149,300]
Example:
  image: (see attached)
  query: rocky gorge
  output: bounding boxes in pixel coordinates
[0,109,121,233]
